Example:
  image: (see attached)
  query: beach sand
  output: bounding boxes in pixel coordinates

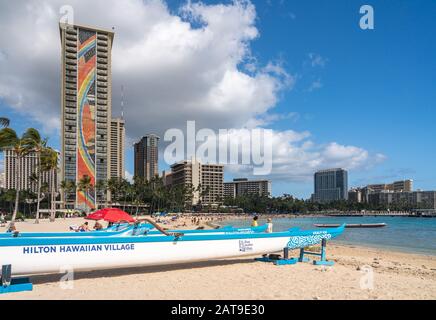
[1,217,435,300]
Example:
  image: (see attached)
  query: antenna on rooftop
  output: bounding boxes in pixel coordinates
[121,85,125,120]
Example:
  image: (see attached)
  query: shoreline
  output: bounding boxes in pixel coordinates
[0,216,435,300]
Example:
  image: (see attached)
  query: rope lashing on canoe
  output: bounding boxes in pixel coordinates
[134,218,184,238]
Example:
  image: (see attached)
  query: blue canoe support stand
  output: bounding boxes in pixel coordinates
[0,264,33,295]
[255,239,334,266]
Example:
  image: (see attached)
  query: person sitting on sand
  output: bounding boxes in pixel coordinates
[266,218,273,233]
[6,223,17,233]
[78,222,89,232]
[251,216,259,227]
[93,221,103,231]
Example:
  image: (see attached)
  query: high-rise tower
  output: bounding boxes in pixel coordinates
[59,23,114,210]
[134,134,159,181]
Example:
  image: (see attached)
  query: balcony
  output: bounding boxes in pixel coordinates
[66,64,77,71]
[97,81,107,88]
[97,93,108,99]
[66,53,76,59]
[65,83,76,90]
[65,107,76,114]
[97,111,107,117]
[66,58,76,65]
[65,77,76,83]
[66,40,76,47]
[97,76,107,81]
[65,89,76,95]
[97,58,107,63]
[64,132,76,139]
[97,40,108,46]
[97,70,108,76]
[65,138,76,145]
[66,46,77,53]
[66,28,77,35]
[98,52,108,58]
[98,46,108,53]
[97,64,107,70]
[65,95,76,102]
[66,35,77,41]
[97,88,108,94]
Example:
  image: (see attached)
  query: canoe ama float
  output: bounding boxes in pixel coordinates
[0,224,345,276]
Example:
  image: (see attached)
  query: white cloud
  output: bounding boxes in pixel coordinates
[307,78,323,92]
[308,53,328,68]
[0,0,385,183]
[125,170,133,182]
[220,129,385,182]
[0,0,291,137]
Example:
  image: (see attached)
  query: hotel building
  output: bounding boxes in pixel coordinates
[4,150,58,193]
[224,178,271,198]
[59,22,114,210]
[169,159,224,206]
[134,134,159,181]
[110,118,125,179]
[312,168,348,203]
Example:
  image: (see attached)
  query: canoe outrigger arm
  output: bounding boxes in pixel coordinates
[134,218,184,238]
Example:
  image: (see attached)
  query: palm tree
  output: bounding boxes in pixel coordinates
[95,179,108,208]
[107,177,120,205]
[41,147,59,222]
[23,128,47,224]
[60,180,76,210]
[78,175,93,214]
[0,128,35,227]
[0,117,10,128]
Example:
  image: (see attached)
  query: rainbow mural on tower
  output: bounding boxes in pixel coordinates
[77,30,97,210]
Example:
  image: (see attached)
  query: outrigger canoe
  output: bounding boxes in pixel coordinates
[0,224,268,238]
[0,224,345,276]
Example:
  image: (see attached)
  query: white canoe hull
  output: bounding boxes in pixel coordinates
[1,236,291,275]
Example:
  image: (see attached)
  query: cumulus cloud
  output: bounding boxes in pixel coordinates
[0,0,385,183]
[0,0,290,136]
[218,129,385,182]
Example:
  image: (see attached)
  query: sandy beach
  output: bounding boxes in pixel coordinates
[1,217,435,300]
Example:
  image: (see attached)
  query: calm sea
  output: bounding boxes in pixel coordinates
[224,216,436,255]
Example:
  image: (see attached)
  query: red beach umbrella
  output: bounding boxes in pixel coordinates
[86,208,135,223]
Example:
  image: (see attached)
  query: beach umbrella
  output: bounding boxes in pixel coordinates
[86,208,135,223]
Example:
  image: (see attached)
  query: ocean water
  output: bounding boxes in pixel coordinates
[224,216,436,255]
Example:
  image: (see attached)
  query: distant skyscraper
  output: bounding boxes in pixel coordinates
[110,118,125,179]
[313,168,348,202]
[59,23,114,210]
[134,134,159,181]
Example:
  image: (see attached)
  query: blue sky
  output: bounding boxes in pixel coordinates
[1,0,435,198]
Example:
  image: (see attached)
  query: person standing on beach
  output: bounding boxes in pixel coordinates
[266,218,273,233]
[251,216,259,227]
